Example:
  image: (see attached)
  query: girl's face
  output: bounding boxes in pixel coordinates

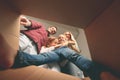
[49,39,59,46]
[58,34,67,43]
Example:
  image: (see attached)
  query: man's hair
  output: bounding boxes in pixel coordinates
[49,26,57,30]
[49,26,57,34]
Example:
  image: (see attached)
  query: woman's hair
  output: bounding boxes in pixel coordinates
[64,31,81,53]
[64,31,74,41]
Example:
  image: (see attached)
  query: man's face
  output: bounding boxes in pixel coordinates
[48,27,57,35]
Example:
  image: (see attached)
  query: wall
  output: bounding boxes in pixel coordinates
[85,0,120,72]
[77,29,91,60]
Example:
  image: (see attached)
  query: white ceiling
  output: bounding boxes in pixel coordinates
[6,0,114,28]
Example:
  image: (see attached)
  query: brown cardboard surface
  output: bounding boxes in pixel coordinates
[85,0,120,72]
[0,1,20,50]
[0,66,80,80]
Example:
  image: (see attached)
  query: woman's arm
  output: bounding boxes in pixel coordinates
[68,40,75,45]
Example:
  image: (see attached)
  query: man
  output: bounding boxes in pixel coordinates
[19,16,57,54]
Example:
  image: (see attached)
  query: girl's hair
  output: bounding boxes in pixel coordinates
[64,31,73,41]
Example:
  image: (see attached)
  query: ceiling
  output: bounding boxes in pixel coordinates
[6,0,114,28]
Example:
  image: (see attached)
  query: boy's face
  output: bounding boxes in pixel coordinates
[49,39,58,46]
[64,32,71,40]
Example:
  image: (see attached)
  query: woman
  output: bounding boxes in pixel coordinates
[64,31,81,53]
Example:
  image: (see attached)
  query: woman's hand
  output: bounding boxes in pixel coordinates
[61,41,68,46]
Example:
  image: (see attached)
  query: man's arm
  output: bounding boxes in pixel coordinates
[20,16,31,26]
[20,16,43,29]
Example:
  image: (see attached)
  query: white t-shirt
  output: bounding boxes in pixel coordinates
[40,46,55,53]
[39,46,61,72]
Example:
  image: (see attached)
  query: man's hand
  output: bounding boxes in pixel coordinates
[20,16,31,26]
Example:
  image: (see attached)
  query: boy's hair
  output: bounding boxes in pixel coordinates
[46,36,57,47]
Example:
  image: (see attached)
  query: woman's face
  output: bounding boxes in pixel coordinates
[64,32,71,40]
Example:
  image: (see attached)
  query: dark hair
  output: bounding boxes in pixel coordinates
[49,26,57,34]
[49,26,57,30]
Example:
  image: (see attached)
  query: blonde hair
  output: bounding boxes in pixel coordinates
[64,31,81,53]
